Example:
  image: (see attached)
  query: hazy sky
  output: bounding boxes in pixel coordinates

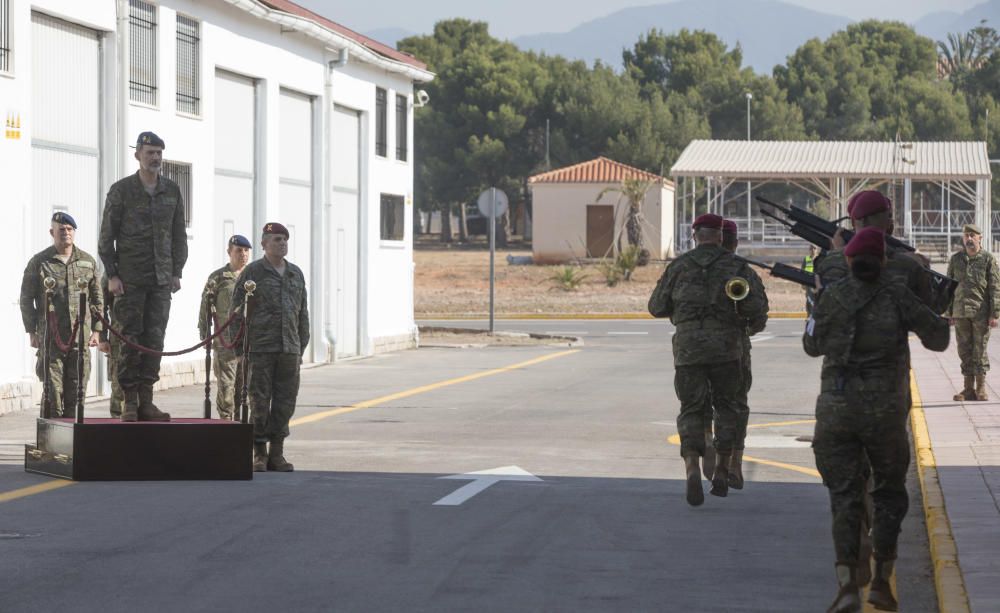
[295,0,987,39]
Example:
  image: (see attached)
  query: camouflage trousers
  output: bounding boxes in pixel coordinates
[954,317,991,376]
[701,345,752,450]
[248,352,301,443]
[676,360,742,457]
[113,285,172,388]
[36,347,90,418]
[812,390,910,565]
[213,348,243,420]
[107,334,124,417]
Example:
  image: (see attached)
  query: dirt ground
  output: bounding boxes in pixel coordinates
[414,238,808,316]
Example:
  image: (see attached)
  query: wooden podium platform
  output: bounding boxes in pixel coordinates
[25,418,254,481]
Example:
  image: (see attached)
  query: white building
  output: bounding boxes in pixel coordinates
[0,0,433,413]
[528,157,675,263]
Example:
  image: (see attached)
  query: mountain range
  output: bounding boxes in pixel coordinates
[365,0,1000,73]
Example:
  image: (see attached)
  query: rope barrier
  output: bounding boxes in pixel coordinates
[211,312,247,351]
[90,307,242,357]
[46,311,81,354]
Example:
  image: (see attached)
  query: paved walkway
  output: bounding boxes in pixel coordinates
[912,336,1000,613]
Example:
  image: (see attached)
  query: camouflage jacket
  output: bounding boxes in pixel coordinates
[98,172,188,287]
[816,244,933,308]
[648,243,769,366]
[231,258,310,355]
[20,246,104,346]
[199,264,242,349]
[947,249,1000,320]
[803,275,948,393]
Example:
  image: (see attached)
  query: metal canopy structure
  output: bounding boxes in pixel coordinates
[670,140,994,255]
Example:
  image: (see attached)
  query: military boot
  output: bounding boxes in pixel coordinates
[867,558,898,611]
[975,375,989,401]
[120,387,139,422]
[710,453,731,497]
[954,376,976,401]
[267,439,294,472]
[701,429,716,480]
[137,384,170,421]
[728,449,744,490]
[826,564,861,613]
[683,455,704,507]
[253,442,268,472]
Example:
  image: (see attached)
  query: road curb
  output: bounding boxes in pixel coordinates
[417,312,808,320]
[909,374,971,613]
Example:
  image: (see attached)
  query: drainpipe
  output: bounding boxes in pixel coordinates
[116,0,129,178]
[322,48,349,362]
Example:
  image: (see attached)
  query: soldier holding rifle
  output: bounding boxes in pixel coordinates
[20,212,103,417]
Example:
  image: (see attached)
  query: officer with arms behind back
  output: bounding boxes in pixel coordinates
[99,131,188,422]
[231,223,310,473]
[947,222,1000,401]
[20,212,103,417]
[648,213,768,506]
[804,227,949,612]
[199,235,252,420]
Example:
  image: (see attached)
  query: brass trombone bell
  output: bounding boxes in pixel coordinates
[725,277,750,301]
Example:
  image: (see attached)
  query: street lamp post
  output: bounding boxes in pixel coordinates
[746,92,752,242]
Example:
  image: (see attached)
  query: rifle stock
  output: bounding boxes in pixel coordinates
[735,255,816,288]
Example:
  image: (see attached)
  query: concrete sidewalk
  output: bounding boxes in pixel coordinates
[911,339,1000,613]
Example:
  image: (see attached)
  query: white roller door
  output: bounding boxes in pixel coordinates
[330,107,360,358]
[30,12,102,395]
[279,88,313,360]
[214,70,255,248]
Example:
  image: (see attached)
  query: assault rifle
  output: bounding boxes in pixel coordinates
[735,255,816,289]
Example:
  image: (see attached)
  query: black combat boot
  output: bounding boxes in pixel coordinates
[701,429,716,480]
[728,449,744,490]
[253,443,268,472]
[826,564,861,613]
[120,387,139,422]
[267,439,294,472]
[867,558,898,611]
[710,453,731,497]
[137,384,170,421]
[683,455,704,507]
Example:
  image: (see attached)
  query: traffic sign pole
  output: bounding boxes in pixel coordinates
[489,187,495,334]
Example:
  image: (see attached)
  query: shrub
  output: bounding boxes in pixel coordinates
[550,266,587,291]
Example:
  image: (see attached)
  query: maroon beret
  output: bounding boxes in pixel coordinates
[848,191,891,221]
[692,213,724,230]
[844,227,885,259]
[722,219,738,234]
[262,222,289,239]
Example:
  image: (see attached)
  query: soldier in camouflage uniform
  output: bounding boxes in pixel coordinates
[20,212,103,417]
[98,132,187,422]
[198,235,252,420]
[947,223,1000,401]
[97,276,124,417]
[231,223,310,473]
[804,227,948,613]
[648,214,768,506]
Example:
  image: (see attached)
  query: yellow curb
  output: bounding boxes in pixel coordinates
[910,372,971,613]
[418,312,808,320]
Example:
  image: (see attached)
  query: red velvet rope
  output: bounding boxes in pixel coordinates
[46,311,81,353]
[211,313,247,350]
[90,307,242,357]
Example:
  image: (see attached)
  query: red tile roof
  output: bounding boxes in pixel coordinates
[258,0,428,70]
[529,157,668,184]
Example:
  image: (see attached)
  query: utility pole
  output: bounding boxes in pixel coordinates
[746,92,753,242]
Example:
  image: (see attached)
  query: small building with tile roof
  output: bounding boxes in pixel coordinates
[528,157,675,263]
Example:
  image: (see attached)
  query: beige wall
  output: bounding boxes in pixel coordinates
[531,182,674,263]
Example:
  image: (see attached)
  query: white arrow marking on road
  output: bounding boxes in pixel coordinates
[433,465,543,506]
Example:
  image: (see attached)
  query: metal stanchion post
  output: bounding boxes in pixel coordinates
[76,278,88,424]
[239,280,256,425]
[41,277,56,419]
[204,281,216,419]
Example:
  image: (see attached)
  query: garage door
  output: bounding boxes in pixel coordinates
[30,12,102,394]
[330,106,360,358]
[214,70,255,249]
[279,88,313,360]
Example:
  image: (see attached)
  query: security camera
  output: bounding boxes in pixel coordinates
[414,89,430,108]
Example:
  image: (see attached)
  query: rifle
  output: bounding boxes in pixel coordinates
[736,255,816,289]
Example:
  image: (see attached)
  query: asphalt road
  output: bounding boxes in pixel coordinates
[0,319,935,612]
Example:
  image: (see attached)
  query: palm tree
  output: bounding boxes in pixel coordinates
[598,177,654,264]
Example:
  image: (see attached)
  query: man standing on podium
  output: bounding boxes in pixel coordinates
[99,131,188,422]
